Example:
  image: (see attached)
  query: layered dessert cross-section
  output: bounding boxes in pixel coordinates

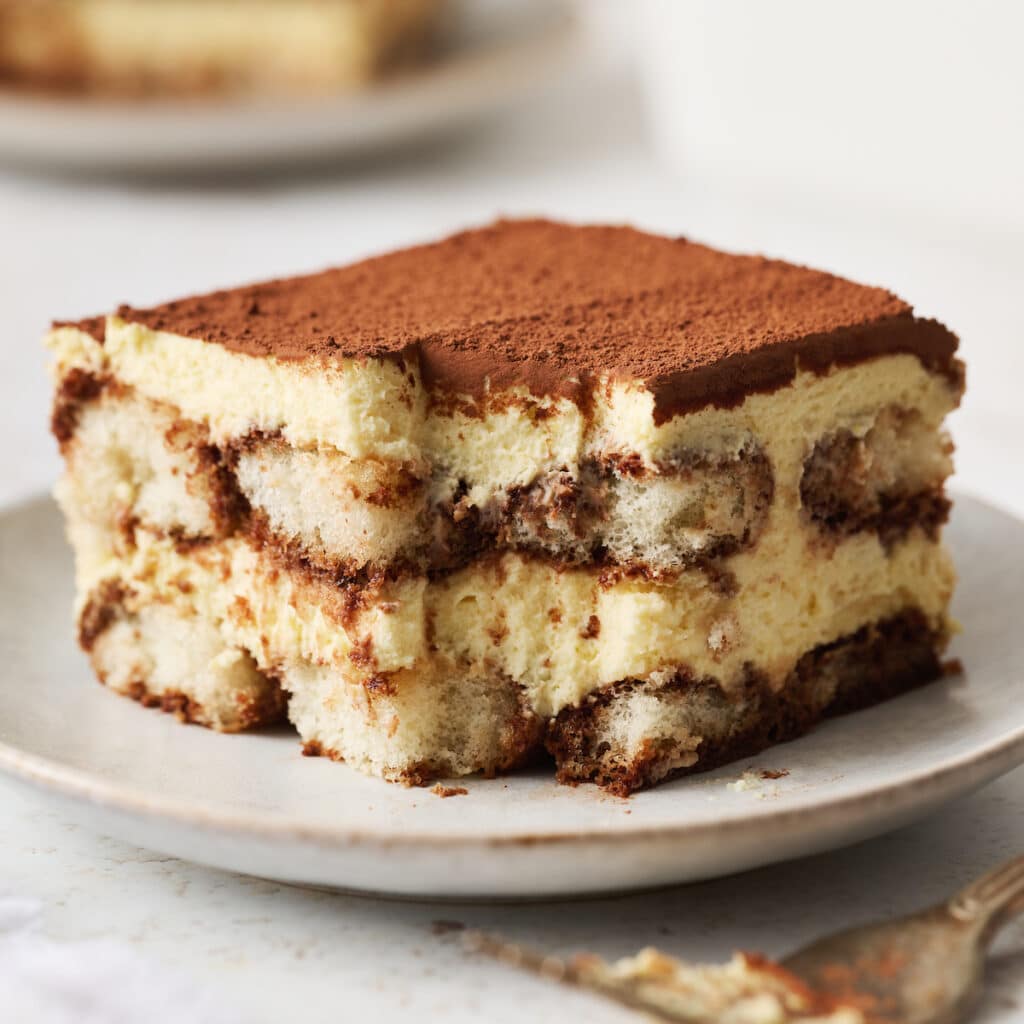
[47,219,964,793]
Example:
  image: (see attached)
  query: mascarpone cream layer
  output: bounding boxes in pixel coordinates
[67,515,952,719]
[48,321,957,502]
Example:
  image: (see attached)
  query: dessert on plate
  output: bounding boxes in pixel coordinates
[46,219,964,793]
[0,0,443,97]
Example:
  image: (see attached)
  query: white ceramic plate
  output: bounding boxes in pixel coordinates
[1,492,1022,899]
[0,0,575,174]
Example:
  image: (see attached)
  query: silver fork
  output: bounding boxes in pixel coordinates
[467,853,1024,1023]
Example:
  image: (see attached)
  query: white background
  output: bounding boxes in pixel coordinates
[2,3,1023,1020]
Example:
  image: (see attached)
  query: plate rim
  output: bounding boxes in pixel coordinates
[2,489,1023,853]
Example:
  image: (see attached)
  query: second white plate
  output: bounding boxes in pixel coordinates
[0,0,575,173]
[1,492,1022,899]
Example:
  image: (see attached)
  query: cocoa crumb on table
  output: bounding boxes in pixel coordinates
[431,783,468,798]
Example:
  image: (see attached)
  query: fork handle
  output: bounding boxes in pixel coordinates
[947,853,1024,937]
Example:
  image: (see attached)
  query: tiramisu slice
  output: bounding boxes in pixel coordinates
[47,220,963,793]
[0,0,442,97]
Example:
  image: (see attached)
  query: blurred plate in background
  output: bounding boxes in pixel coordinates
[0,0,575,175]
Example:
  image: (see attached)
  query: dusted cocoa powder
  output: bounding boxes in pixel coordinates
[62,219,960,421]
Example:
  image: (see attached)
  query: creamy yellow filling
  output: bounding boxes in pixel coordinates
[68,516,951,720]
[102,323,423,461]
[48,322,956,495]
[436,536,951,714]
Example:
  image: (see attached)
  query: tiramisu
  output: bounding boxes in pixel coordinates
[47,220,963,793]
[0,0,443,97]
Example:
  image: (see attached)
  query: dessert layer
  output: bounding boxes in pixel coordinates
[296,667,543,785]
[56,383,235,550]
[53,325,958,720]
[66,503,953,727]
[801,406,953,542]
[53,370,775,576]
[548,609,943,794]
[77,544,943,788]
[0,0,441,95]
[81,581,286,732]
[62,220,959,420]
[49,325,959,553]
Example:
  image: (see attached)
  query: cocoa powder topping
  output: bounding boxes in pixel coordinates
[62,219,959,421]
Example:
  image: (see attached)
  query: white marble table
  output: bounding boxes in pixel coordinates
[3,51,1024,1023]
